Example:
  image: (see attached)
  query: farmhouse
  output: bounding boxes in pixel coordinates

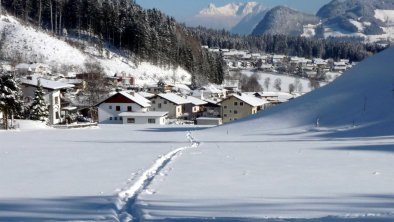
[96,91,151,124]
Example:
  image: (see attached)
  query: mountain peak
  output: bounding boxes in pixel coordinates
[198,2,266,17]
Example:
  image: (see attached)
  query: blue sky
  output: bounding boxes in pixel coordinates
[136,0,332,22]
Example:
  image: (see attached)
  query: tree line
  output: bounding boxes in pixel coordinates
[1,0,225,86]
[189,26,388,62]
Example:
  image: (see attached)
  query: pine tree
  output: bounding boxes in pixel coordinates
[30,81,49,122]
[0,73,23,129]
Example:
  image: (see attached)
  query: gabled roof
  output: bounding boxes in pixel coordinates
[21,77,74,90]
[187,96,208,106]
[157,93,190,105]
[119,92,151,107]
[96,92,151,108]
[224,93,268,107]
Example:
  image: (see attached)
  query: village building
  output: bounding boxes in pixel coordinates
[96,91,151,124]
[21,76,74,125]
[184,96,208,120]
[201,98,222,118]
[149,93,190,119]
[221,93,268,123]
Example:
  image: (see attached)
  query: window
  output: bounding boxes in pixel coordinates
[152,100,156,104]
[55,96,59,105]
[229,110,232,113]
[148,118,156,124]
[116,106,121,111]
[114,117,118,121]
[127,118,135,123]
[224,106,227,109]
[224,114,227,117]
[240,102,244,106]
[158,103,162,108]
[234,102,238,106]
[120,117,123,121]
[127,106,132,112]
[234,110,238,114]
[164,101,168,104]
[55,112,60,119]
[109,117,113,120]
[109,105,112,110]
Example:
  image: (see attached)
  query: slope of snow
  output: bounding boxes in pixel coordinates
[0,15,191,86]
[133,47,394,220]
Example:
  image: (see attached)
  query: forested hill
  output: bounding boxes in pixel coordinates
[190,27,387,62]
[1,0,225,85]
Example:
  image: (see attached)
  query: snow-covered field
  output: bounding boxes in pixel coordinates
[240,70,325,93]
[2,45,394,221]
[0,15,191,86]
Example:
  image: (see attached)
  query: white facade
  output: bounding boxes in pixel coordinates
[21,84,62,125]
[119,112,168,125]
[98,103,148,124]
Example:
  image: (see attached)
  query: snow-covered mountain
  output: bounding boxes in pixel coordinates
[315,0,394,43]
[0,15,191,86]
[252,6,320,36]
[188,2,268,31]
[251,0,394,43]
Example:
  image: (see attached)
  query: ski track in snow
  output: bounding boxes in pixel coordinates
[116,131,200,221]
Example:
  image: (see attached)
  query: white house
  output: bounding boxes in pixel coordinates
[21,76,74,125]
[119,111,168,125]
[96,91,151,124]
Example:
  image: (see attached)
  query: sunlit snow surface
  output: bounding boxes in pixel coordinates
[2,47,394,221]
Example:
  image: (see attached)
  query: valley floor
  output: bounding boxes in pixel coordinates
[0,123,393,221]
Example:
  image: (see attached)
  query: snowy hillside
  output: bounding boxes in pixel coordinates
[0,15,191,86]
[135,46,394,220]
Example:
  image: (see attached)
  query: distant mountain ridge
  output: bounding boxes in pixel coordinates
[250,0,394,43]
[252,6,320,36]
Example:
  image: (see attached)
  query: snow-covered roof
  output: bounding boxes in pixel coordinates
[157,93,190,105]
[203,98,222,105]
[120,92,151,108]
[57,78,83,85]
[228,93,268,107]
[138,91,155,98]
[119,111,168,117]
[21,77,74,90]
[187,96,208,106]
[174,84,191,92]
